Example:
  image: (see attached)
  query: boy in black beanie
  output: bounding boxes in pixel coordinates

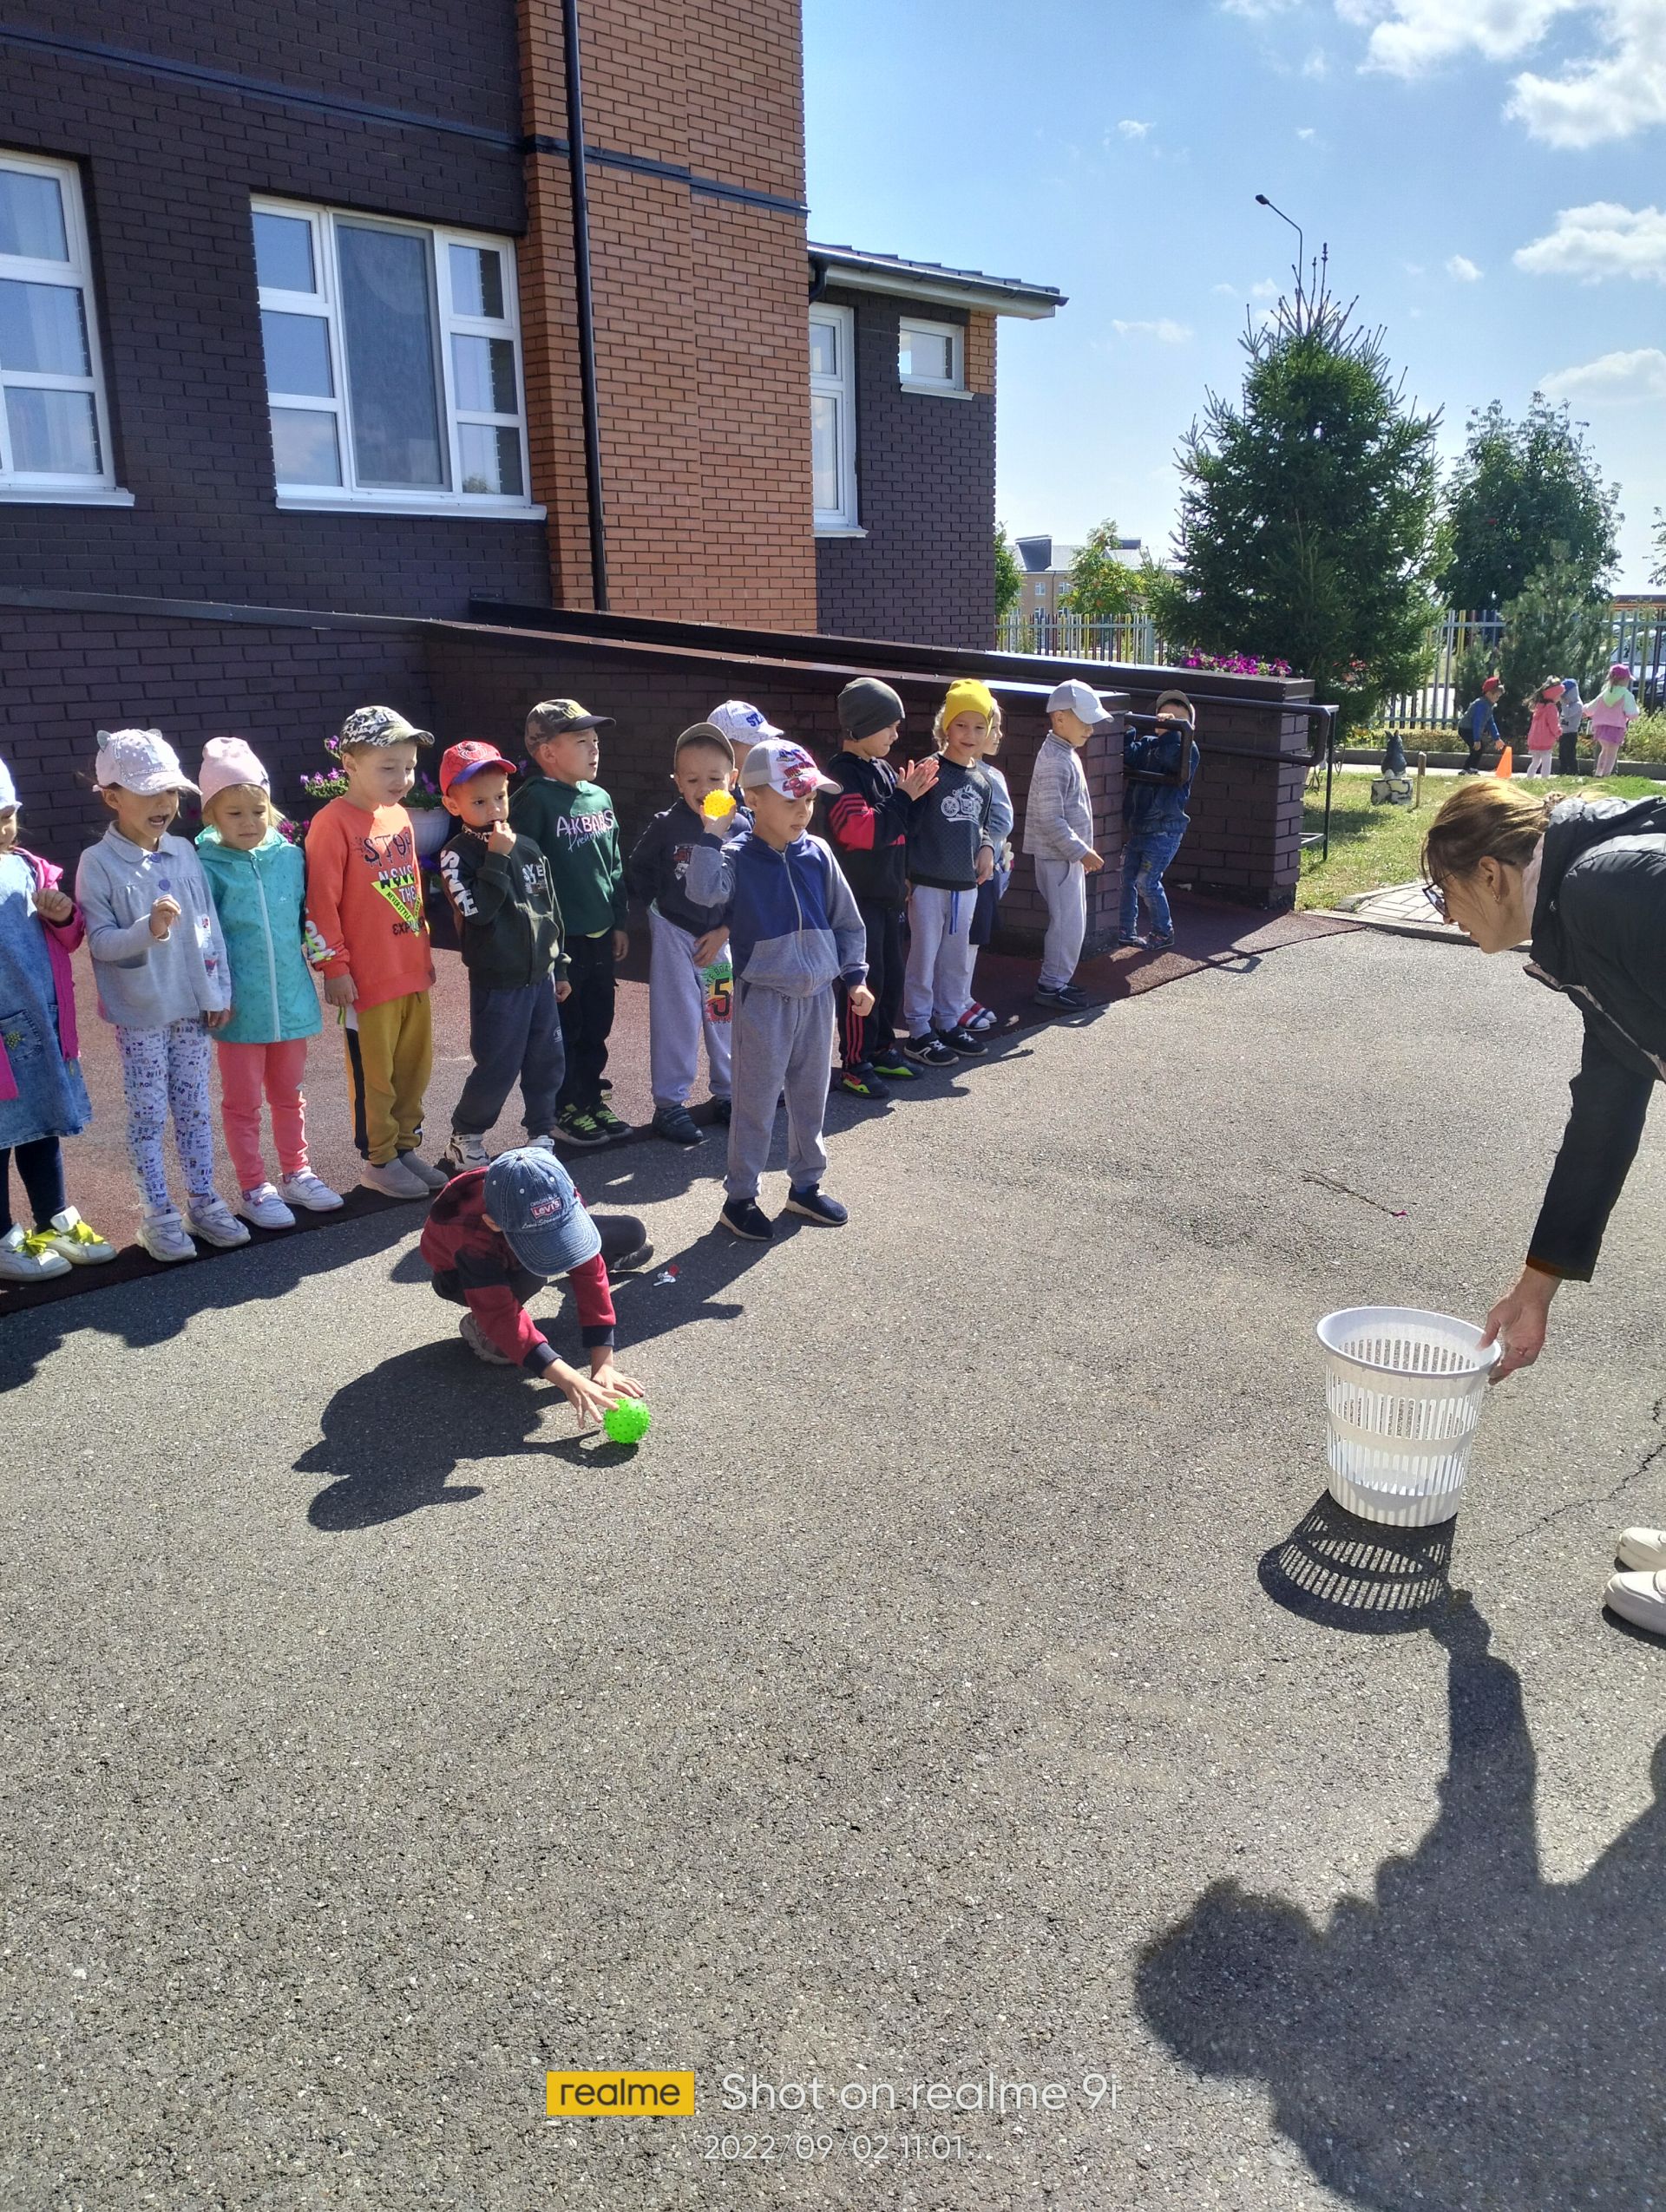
[824,679,939,1099]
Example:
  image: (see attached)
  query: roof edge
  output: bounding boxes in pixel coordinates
[809,243,1065,319]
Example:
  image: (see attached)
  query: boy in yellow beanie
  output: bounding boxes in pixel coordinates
[899,681,997,1064]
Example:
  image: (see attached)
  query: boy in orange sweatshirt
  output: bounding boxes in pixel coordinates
[305,705,443,1199]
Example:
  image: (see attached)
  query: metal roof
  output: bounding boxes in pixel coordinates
[809,243,1065,318]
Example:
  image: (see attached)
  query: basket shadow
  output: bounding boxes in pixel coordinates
[1259,1491,1455,1635]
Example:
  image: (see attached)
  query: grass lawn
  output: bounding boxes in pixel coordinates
[1295,770,1660,912]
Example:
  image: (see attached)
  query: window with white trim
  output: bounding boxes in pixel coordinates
[0,151,121,498]
[253,199,533,513]
[809,302,858,532]
[898,317,964,393]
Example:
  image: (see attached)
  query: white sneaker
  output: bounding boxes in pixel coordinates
[361,1156,430,1200]
[1605,1568,1666,1638]
[0,1223,72,1280]
[440,1130,492,1175]
[139,1210,198,1264]
[37,1207,115,1266]
[185,1195,252,1249]
[460,1312,514,1365]
[1617,1528,1666,1573]
[279,1171,344,1213]
[236,1182,297,1231]
[397,1151,449,1193]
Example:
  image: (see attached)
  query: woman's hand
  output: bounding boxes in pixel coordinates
[1479,1266,1560,1382]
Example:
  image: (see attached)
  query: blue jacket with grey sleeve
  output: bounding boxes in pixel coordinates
[685,825,868,998]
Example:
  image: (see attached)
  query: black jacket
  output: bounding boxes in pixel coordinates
[437,827,567,989]
[625,802,731,935]
[823,750,917,908]
[1525,795,1666,1279]
[906,759,994,891]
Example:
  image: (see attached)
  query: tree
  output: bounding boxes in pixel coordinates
[994,525,1022,625]
[1494,559,1615,741]
[1063,520,1142,623]
[1158,269,1443,723]
[1651,507,1666,591]
[1439,396,1620,612]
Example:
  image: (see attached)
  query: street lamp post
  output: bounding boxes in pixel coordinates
[1254,193,1303,302]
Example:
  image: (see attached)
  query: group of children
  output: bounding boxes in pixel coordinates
[0,679,1195,1406]
[1462,665,1642,779]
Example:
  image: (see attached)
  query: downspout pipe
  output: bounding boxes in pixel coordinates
[561,0,607,610]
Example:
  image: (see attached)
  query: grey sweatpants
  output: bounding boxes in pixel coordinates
[648,906,732,1109]
[725,980,834,1201]
[1034,855,1087,987]
[902,886,979,1036]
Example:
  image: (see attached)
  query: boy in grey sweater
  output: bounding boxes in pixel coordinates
[1024,680,1106,1011]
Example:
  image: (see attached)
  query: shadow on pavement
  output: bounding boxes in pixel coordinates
[1136,1594,1666,2208]
[1259,1494,1454,1635]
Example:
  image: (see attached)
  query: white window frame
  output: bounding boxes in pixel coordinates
[253,196,541,520]
[898,316,969,398]
[809,301,861,536]
[0,149,129,506]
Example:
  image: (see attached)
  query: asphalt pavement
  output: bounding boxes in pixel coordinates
[3,925,1662,2212]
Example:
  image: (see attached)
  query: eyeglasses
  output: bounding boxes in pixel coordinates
[1421,880,1447,921]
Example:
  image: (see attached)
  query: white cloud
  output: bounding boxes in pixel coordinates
[1222,0,1302,15]
[1446,253,1483,280]
[1212,280,1241,295]
[1542,345,1666,401]
[1515,200,1666,282]
[1295,123,1317,136]
[1250,277,1282,298]
[1302,45,1332,74]
[1112,317,1195,343]
[1117,117,1153,138]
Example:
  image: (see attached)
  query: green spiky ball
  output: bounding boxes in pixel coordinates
[603,1397,653,1444]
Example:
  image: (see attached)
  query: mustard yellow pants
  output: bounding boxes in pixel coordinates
[343,991,433,1164]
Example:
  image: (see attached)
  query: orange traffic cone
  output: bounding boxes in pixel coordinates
[1495,745,1513,779]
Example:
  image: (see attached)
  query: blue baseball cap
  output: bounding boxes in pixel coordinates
[482,1148,601,1278]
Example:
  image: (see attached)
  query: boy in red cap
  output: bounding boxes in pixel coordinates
[436,740,570,1175]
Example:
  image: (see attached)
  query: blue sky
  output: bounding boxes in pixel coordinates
[803,0,1666,588]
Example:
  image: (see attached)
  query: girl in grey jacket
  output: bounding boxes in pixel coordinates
[74,728,247,1264]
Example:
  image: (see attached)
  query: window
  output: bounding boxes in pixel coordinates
[0,151,124,502]
[809,302,858,533]
[253,200,535,515]
[898,317,965,394]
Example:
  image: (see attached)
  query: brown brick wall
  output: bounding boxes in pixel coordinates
[966,311,996,397]
[515,0,817,627]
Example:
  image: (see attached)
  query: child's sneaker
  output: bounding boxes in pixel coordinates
[186,1195,253,1248]
[279,1172,344,1212]
[652,1104,702,1146]
[139,1210,198,1264]
[439,1130,492,1175]
[1147,933,1176,951]
[0,1224,71,1281]
[459,1312,514,1365]
[397,1151,449,1192]
[1035,982,1091,1011]
[360,1156,430,1199]
[1114,933,1145,949]
[718,1195,774,1242]
[957,1002,999,1035]
[836,1066,890,1101]
[937,1026,985,1057]
[588,1100,632,1141]
[554,1106,609,1149]
[236,1183,297,1231]
[784,1184,848,1227]
[708,1096,732,1124]
[39,1207,115,1265]
[902,1032,956,1067]
[869,1050,920,1083]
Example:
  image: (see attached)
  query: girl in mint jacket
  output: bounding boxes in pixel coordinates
[195,739,339,1228]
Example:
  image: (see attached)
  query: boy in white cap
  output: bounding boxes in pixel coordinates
[685,737,870,1241]
[1023,680,1106,1011]
[75,728,247,1262]
[705,699,782,789]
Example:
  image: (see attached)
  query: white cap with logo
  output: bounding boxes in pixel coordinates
[708,700,784,752]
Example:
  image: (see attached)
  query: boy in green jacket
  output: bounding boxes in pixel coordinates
[508,699,630,1146]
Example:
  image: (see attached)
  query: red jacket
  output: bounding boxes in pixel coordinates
[0,850,83,1105]
[418,1167,614,1371]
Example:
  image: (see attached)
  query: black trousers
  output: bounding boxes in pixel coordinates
[556,932,616,1115]
[453,976,566,1139]
[836,900,903,1070]
[0,1136,65,1234]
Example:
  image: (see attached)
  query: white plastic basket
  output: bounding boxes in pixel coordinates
[1316,1306,1500,1528]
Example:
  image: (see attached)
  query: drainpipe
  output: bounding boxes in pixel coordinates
[561,0,607,610]
[808,257,828,303]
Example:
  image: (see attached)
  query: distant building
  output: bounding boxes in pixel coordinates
[1013,532,1142,620]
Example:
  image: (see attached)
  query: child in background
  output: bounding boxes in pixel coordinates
[419,1145,648,1423]
[956,704,1014,1037]
[685,738,871,1242]
[626,723,736,1147]
[197,738,339,1229]
[1458,677,1504,773]
[1024,679,1105,1010]
[824,677,937,1100]
[1121,690,1200,952]
[900,680,997,1066]
[1524,680,1563,779]
[0,756,114,1280]
[510,699,629,1147]
[436,741,569,1173]
[1557,676,1585,776]
[75,727,248,1263]
[706,699,782,791]
[305,706,441,1201]
[1584,664,1639,777]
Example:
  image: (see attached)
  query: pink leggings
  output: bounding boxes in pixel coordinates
[216,1037,312,1189]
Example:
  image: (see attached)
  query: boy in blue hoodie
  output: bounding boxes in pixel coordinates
[685,738,870,1242]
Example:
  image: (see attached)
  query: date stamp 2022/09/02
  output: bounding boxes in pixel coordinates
[692,2069,1122,2165]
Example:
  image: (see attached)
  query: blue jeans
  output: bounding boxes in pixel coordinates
[1120,829,1185,940]
[453,977,566,1138]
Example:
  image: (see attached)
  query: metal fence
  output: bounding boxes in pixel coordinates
[996,610,1162,664]
[1377,604,1666,729]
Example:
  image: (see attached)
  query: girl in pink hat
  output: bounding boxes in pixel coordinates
[1582,664,1638,778]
